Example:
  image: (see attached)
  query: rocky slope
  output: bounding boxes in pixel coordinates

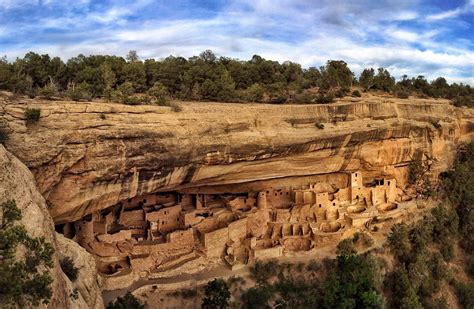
[0,145,103,308]
[1,93,473,223]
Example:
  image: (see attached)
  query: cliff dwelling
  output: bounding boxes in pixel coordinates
[56,171,416,285]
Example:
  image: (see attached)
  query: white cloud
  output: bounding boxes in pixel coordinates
[0,0,472,84]
[426,0,474,21]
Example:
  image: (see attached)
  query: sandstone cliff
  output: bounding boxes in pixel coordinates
[0,145,103,308]
[1,94,473,223]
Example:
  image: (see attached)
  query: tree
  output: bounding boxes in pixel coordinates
[244,83,265,102]
[147,82,168,105]
[322,254,384,309]
[388,223,411,263]
[65,82,92,101]
[126,50,139,62]
[202,279,230,309]
[320,60,354,90]
[101,63,116,101]
[359,68,375,90]
[0,200,54,307]
[373,68,394,92]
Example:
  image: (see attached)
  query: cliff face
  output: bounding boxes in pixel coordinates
[0,145,103,308]
[2,94,473,223]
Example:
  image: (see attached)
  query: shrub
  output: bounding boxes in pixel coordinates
[65,83,92,101]
[170,102,182,112]
[122,96,143,105]
[250,259,279,285]
[181,288,198,299]
[396,91,409,99]
[38,82,58,100]
[315,122,325,129]
[244,83,265,103]
[24,107,41,123]
[202,279,230,309]
[0,121,8,144]
[268,96,287,104]
[453,281,474,309]
[352,90,361,97]
[106,292,144,309]
[316,93,334,104]
[60,256,78,281]
[336,238,356,256]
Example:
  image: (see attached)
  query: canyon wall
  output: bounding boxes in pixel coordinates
[0,145,103,308]
[1,94,473,223]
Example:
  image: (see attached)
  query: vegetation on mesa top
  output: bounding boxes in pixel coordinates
[0,50,472,107]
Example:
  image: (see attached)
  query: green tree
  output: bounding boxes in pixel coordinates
[388,223,412,263]
[202,279,230,309]
[147,82,169,105]
[101,63,116,101]
[0,200,54,307]
[373,68,395,92]
[359,68,375,90]
[320,60,354,90]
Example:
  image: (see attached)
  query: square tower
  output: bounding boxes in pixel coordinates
[350,171,362,188]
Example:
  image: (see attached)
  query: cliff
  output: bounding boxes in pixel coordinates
[1,93,473,223]
[0,145,103,308]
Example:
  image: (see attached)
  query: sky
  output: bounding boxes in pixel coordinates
[0,0,473,84]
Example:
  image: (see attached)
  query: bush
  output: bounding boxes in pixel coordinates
[24,107,41,123]
[122,96,144,105]
[396,91,409,99]
[170,102,182,112]
[0,121,8,144]
[202,279,230,309]
[38,82,58,100]
[60,256,78,281]
[315,122,325,129]
[453,281,474,309]
[352,90,361,97]
[106,292,144,309]
[316,93,334,104]
[268,96,287,104]
[250,259,279,285]
[65,83,92,101]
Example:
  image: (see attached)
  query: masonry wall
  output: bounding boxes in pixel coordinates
[166,228,194,245]
[253,246,283,260]
[228,218,248,242]
[203,227,229,258]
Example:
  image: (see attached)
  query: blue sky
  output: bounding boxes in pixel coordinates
[0,0,473,84]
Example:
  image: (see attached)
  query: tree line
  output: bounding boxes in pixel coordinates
[0,50,472,107]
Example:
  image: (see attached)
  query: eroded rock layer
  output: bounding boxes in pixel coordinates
[0,145,103,308]
[1,95,473,223]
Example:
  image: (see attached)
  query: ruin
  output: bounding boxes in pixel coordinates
[57,171,414,284]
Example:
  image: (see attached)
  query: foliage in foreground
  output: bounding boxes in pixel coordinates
[0,200,55,307]
[106,292,144,309]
